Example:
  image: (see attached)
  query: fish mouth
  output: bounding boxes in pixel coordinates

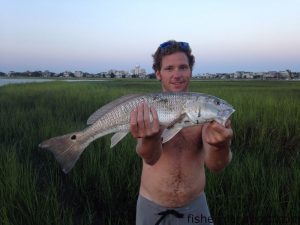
[216,108,235,126]
[223,108,235,119]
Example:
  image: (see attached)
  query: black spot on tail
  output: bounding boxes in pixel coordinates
[71,135,77,140]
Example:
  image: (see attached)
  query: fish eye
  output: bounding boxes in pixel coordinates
[214,99,220,105]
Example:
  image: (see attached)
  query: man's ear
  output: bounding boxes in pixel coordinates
[156,71,161,81]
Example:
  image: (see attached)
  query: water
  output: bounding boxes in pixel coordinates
[0,78,53,87]
[0,78,109,87]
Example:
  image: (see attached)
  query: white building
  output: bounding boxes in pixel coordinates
[74,71,83,77]
[279,71,290,79]
[131,65,147,78]
[63,71,72,77]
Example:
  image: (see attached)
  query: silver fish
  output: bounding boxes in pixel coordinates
[39,92,235,173]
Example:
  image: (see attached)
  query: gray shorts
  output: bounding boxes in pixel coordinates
[136,193,214,225]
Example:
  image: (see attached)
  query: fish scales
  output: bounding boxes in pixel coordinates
[90,93,184,133]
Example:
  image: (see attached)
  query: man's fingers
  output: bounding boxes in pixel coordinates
[204,121,233,144]
[210,121,227,133]
[137,102,145,132]
[225,119,231,128]
[130,109,138,136]
[150,106,160,133]
[143,102,151,132]
[130,102,161,139]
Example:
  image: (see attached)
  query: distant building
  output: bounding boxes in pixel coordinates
[42,70,51,77]
[107,69,129,78]
[263,71,277,79]
[74,71,84,77]
[131,65,147,78]
[97,72,108,78]
[279,71,290,80]
[8,71,15,77]
[63,71,72,77]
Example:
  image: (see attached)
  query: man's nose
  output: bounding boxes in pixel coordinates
[172,68,183,77]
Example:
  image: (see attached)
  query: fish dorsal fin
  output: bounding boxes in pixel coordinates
[87,93,142,125]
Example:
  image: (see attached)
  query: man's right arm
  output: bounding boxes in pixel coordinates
[130,102,163,165]
[136,137,162,165]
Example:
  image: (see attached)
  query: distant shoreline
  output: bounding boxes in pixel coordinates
[0,78,111,87]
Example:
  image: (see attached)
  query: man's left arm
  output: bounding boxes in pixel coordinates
[202,120,233,172]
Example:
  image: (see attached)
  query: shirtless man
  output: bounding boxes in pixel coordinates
[130,40,233,225]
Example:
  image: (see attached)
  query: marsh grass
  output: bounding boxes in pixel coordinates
[0,80,299,225]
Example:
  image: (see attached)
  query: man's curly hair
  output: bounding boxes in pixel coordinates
[152,40,195,72]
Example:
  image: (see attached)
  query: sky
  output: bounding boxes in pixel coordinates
[1,0,300,74]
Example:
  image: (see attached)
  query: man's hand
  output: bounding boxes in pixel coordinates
[130,102,163,165]
[202,120,233,148]
[130,102,161,139]
[202,120,233,172]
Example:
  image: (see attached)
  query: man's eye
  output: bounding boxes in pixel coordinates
[164,67,173,71]
[179,65,189,70]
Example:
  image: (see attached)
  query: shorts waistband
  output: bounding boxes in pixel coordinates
[138,192,206,213]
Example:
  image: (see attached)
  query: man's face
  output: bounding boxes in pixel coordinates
[156,52,192,92]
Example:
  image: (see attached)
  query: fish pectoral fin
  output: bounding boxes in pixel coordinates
[161,113,187,143]
[215,117,226,126]
[167,113,187,129]
[161,127,183,144]
[110,131,128,148]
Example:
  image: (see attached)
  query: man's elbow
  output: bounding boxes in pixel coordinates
[143,157,159,166]
[136,147,161,166]
[206,152,232,173]
[206,163,227,173]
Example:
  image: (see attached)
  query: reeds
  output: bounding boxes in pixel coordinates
[1,80,299,225]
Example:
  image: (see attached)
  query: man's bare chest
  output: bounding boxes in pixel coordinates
[163,125,203,154]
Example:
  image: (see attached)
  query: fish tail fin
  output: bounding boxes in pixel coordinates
[39,132,89,173]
